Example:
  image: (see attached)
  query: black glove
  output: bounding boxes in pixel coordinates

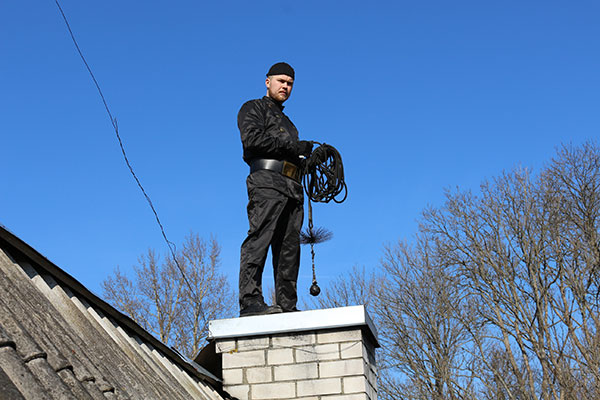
[297,140,314,157]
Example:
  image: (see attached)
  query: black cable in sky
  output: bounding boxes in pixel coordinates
[54,0,196,295]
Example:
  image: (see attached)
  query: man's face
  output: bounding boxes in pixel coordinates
[266,74,294,103]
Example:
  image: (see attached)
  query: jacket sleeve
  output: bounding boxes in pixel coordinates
[238,100,296,160]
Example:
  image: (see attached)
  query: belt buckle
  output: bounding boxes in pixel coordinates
[282,161,299,182]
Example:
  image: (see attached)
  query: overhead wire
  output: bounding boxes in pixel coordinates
[54,0,349,303]
[53,0,197,296]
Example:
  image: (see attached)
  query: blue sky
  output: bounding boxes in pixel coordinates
[1,1,599,303]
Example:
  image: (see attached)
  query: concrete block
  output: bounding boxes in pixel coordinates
[295,343,340,363]
[222,349,265,368]
[343,376,368,394]
[216,339,236,353]
[224,384,249,400]
[317,329,362,344]
[366,381,377,400]
[252,382,296,399]
[366,366,378,389]
[340,341,363,359]
[222,368,243,385]
[246,366,272,384]
[320,359,365,378]
[272,332,316,347]
[274,362,318,381]
[267,348,294,365]
[363,343,377,366]
[238,336,270,351]
[297,378,342,397]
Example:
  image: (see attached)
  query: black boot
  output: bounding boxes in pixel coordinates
[240,302,283,317]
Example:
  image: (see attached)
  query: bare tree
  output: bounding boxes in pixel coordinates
[307,265,376,310]
[311,254,478,400]
[317,142,600,399]
[102,233,235,357]
[420,142,600,399]
[375,238,480,400]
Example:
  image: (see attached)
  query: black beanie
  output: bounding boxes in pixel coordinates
[266,62,295,79]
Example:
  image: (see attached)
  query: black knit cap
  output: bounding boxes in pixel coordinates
[266,62,295,79]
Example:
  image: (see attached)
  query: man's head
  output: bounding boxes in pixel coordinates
[266,62,295,103]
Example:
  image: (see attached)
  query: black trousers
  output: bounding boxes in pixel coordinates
[239,185,303,312]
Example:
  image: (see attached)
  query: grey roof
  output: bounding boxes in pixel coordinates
[0,225,228,400]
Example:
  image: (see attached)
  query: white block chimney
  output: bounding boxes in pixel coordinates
[207,305,378,400]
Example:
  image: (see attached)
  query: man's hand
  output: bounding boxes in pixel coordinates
[297,140,314,158]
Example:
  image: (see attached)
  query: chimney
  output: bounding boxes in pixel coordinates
[206,305,378,400]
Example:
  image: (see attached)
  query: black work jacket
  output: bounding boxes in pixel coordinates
[238,96,303,200]
[238,96,300,165]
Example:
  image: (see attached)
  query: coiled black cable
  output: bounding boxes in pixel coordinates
[301,142,347,296]
[303,142,347,204]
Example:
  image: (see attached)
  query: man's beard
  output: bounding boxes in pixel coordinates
[268,88,289,102]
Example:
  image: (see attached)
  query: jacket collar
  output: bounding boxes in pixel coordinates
[263,95,284,111]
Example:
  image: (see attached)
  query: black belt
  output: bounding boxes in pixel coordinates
[250,159,301,182]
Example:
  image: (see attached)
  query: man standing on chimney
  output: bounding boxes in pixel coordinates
[237,62,313,317]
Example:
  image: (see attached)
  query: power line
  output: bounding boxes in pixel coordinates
[54,0,196,295]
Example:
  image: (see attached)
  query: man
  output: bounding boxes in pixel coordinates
[237,62,313,317]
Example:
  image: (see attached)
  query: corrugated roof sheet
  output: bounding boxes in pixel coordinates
[0,226,228,399]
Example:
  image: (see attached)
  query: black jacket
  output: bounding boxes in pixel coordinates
[238,96,300,165]
[238,96,303,200]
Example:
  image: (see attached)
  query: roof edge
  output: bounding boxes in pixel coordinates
[0,225,221,387]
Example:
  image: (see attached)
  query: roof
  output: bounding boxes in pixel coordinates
[0,225,228,399]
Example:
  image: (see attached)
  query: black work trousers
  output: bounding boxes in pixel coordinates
[239,184,303,312]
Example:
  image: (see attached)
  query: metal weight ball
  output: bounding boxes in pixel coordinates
[310,282,321,296]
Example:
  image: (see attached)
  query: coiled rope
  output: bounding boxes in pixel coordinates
[303,143,348,204]
[300,142,347,296]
